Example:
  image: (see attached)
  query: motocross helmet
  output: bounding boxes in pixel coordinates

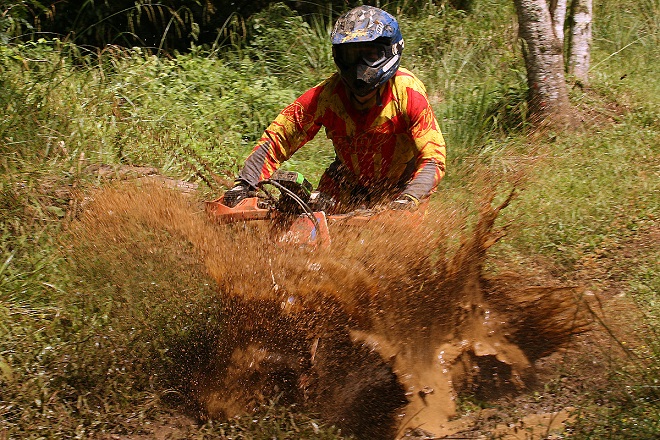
[331,6,404,97]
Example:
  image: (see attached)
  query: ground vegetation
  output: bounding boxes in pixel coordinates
[0,0,658,438]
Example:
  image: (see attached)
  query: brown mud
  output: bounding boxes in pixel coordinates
[71,181,591,439]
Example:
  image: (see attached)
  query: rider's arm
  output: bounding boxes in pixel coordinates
[237,83,328,187]
[400,79,446,201]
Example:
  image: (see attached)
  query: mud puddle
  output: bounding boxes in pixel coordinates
[71,182,590,439]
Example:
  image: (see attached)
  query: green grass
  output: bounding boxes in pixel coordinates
[1,0,658,438]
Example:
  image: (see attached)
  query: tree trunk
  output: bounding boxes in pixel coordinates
[568,0,592,85]
[514,0,574,128]
[549,0,567,42]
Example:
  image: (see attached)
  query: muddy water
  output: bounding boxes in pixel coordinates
[72,182,589,439]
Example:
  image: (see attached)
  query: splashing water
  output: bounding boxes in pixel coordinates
[70,181,590,439]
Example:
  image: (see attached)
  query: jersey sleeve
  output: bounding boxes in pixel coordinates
[401,82,447,200]
[238,84,326,186]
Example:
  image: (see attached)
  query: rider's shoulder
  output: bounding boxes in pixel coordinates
[388,68,429,103]
[312,72,342,91]
[393,68,426,90]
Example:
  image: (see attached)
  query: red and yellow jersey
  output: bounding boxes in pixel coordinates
[238,68,446,201]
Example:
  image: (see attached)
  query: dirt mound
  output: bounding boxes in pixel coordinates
[70,182,590,439]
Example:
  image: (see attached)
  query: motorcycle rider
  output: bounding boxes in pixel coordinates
[224,5,446,213]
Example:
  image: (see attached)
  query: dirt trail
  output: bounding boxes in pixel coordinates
[72,182,590,439]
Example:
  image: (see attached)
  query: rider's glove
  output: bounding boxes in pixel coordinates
[389,194,420,211]
[308,191,336,212]
[223,181,251,207]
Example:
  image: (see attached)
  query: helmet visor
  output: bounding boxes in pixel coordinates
[334,43,388,68]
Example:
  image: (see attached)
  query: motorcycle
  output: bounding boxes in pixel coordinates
[205,170,426,247]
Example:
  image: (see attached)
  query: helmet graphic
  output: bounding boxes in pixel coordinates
[331,6,404,97]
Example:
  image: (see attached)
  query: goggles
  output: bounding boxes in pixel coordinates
[334,43,389,67]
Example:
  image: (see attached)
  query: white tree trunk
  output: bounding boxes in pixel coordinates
[514,0,574,127]
[568,0,592,85]
[550,0,568,42]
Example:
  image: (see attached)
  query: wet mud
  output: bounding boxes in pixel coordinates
[71,182,590,439]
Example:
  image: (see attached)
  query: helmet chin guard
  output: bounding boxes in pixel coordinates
[331,6,404,97]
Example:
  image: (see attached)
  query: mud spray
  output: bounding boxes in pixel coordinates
[71,181,590,439]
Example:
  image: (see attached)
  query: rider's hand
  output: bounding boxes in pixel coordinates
[308,191,336,212]
[389,194,420,211]
[223,181,251,207]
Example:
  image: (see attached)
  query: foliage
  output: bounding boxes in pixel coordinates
[0,0,46,44]
[1,0,659,438]
[247,2,334,88]
[2,0,367,51]
[4,0,244,50]
[0,39,300,184]
[399,1,527,160]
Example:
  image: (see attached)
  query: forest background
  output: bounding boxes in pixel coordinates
[1,0,658,438]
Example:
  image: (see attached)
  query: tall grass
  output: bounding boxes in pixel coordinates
[0,39,302,184]
[1,0,658,437]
